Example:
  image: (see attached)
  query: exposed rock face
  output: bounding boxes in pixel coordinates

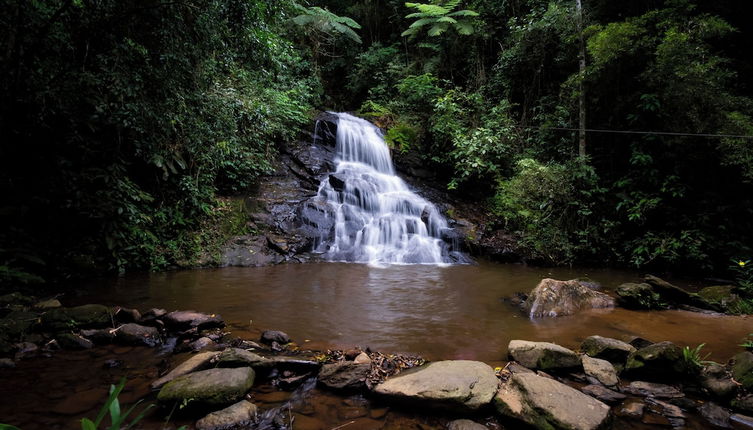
[580,335,636,365]
[508,340,581,370]
[732,352,753,391]
[494,372,610,430]
[196,400,257,430]
[157,367,255,406]
[115,323,160,347]
[163,311,224,331]
[151,351,220,389]
[582,355,618,387]
[523,278,615,318]
[317,361,371,392]
[625,341,685,379]
[374,360,498,411]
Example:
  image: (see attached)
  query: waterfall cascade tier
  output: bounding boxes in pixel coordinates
[314,112,460,265]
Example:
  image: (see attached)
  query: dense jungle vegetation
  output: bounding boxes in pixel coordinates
[1,0,752,288]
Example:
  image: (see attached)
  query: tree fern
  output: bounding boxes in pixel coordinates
[292,4,362,44]
[401,1,479,39]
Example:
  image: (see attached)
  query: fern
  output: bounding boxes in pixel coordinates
[292,4,362,44]
[401,1,479,39]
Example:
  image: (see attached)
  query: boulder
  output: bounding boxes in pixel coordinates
[81,328,116,345]
[260,330,290,345]
[508,340,581,370]
[189,337,215,352]
[615,283,665,310]
[617,401,645,419]
[582,355,618,387]
[580,335,636,365]
[621,381,683,398]
[374,360,498,411]
[1,310,41,339]
[699,402,731,428]
[644,275,710,309]
[158,367,255,406]
[447,419,488,430]
[216,348,271,368]
[0,358,16,368]
[196,400,257,430]
[163,311,224,331]
[115,323,161,347]
[318,361,371,392]
[56,333,94,350]
[732,352,753,391]
[698,285,742,313]
[328,174,347,192]
[645,397,685,427]
[151,351,220,389]
[581,384,626,404]
[41,304,112,331]
[495,372,610,430]
[523,278,615,318]
[625,341,685,379]
[733,395,753,415]
[34,299,62,309]
[700,363,738,399]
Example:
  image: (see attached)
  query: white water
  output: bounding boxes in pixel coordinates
[316,112,455,265]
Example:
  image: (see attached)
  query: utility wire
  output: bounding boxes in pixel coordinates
[521,126,753,140]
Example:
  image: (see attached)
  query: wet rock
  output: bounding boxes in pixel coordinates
[195,400,257,430]
[328,174,346,192]
[523,278,615,318]
[733,395,753,414]
[0,358,16,368]
[1,310,40,339]
[698,285,742,313]
[34,298,61,309]
[495,372,610,430]
[506,362,535,374]
[0,292,35,307]
[627,336,654,349]
[57,333,94,350]
[41,304,112,331]
[731,414,753,430]
[646,397,685,427]
[580,335,636,365]
[277,373,311,390]
[114,307,141,323]
[151,351,220,389]
[622,381,684,398]
[81,328,116,345]
[731,352,753,391]
[216,348,271,368]
[581,384,627,404]
[615,283,665,310]
[354,352,371,364]
[508,340,581,370]
[189,337,215,352]
[260,330,290,345]
[700,402,732,428]
[158,367,255,406]
[625,341,685,379]
[701,362,738,399]
[116,323,161,347]
[582,355,618,387]
[447,419,488,430]
[644,274,711,309]
[163,310,224,331]
[617,400,645,419]
[318,362,371,392]
[375,360,498,411]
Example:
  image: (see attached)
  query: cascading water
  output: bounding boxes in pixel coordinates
[314,112,459,265]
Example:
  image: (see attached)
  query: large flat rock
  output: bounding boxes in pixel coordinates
[151,351,219,389]
[374,360,498,411]
[495,372,610,430]
[157,367,254,406]
[508,340,581,370]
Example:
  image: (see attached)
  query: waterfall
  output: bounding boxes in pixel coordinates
[315,112,457,265]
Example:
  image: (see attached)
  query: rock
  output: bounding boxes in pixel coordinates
[189,337,215,352]
[701,363,738,399]
[163,310,224,331]
[354,352,371,364]
[158,367,255,406]
[0,358,16,368]
[627,336,654,349]
[151,351,220,389]
[506,362,535,374]
[216,348,271,368]
[140,308,167,323]
[731,414,753,430]
[582,355,618,387]
[580,335,636,365]
[318,361,371,392]
[508,340,581,370]
[622,381,684,398]
[195,400,257,430]
[1,310,41,339]
[733,395,753,414]
[57,333,94,350]
[0,292,35,307]
[495,372,610,430]
[645,397,685,427]
[81,328,116,344]
[260,330,290,345]
[644,274,710,309]
[698,285,742,313]
[447,419,488,430]
[264,356,321,372]
[617,400,645,419]
[731,352,753,391]
[625,341,685,379]
[375,360,498,411]
[114,307,141,323]
[615,283,665,309]
[328,174,346,192]
[41,304,112,331]
[116,323,161,347]
[700,402,732,428]
[34,298,61,309]
[581,384,627,404]
[523,278,615,318]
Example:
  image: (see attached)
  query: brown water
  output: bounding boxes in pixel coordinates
[74,261,752,362]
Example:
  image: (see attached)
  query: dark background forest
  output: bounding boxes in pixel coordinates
[1,0,752,287]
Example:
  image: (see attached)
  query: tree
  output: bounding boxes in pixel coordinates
[400,1,479,38]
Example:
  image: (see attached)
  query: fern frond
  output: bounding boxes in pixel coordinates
[436,16,457,24]
[427,22,449,36]
[454,20,474,35]
[409,18,439,28]
[447,10,480,17]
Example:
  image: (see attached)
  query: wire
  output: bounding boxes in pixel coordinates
[522,126,753,139]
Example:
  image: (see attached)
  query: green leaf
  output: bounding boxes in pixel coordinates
[80,419,96,430]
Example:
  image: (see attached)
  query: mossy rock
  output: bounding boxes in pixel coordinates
[158,367,255,406]
[625,341,685,379]
[698,285,748,314]
[731,352,753,391]
[41,304,112,331]
[615,283,666,310]
[0,310,41,340]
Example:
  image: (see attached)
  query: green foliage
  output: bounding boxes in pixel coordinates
[385,123,420,153]
[732,259,753,297]
[292,4,363,44]
[741,334,753,350]
[397,74,445,111]
[719,112,753,182]
[0,425,21,430]
[681,343,712,373]
[401,1,479,38]
[80,378,154,430]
